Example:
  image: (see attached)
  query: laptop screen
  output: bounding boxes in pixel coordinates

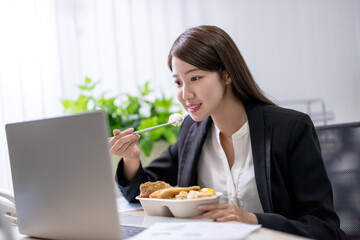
[6,112,122,239]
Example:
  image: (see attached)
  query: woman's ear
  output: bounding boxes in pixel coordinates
[222,70,232,85]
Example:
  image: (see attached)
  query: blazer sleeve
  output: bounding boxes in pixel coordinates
[255,115,346,239]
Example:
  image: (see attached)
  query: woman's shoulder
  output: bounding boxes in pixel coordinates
[255,104,317,143]
[260,104,313,127]
[261,103,302,115]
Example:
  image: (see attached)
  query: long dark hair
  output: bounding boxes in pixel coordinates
[168,25,274,105]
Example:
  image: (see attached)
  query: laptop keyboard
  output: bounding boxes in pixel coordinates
[121,225,146,239]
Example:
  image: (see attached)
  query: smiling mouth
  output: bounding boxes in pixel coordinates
[187,103,202,112]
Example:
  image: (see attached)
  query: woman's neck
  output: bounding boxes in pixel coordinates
[211,91,248,138]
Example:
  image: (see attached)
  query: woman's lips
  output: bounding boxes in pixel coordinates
[187,103,202,113]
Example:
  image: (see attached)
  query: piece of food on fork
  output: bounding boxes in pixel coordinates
[167,113,183,126]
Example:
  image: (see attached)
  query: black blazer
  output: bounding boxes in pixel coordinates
[116,102,346,239]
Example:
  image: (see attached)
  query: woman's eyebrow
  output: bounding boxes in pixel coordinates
[172,68,200,77]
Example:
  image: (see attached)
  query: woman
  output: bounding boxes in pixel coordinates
[109,25,346,239]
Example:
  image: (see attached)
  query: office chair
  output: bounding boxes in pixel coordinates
[316,122,360,240]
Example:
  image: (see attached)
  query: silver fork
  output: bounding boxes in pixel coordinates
[132,121,178,134]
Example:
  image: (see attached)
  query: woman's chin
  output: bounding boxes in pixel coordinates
[188,113,208,122]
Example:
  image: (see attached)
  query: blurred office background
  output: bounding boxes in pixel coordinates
[0,0,359,190]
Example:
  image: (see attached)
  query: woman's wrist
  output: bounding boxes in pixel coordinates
[123,157,140,181]
[243,212,259,225]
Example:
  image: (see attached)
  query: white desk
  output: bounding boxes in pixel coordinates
[10,209,309,240]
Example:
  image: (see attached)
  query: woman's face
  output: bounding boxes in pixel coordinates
[171,57,229,122]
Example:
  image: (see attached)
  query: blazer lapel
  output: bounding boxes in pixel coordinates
[178,117,212,187]
[244,102,273,213]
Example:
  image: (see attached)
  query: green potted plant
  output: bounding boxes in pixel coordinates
[61,77,182,162]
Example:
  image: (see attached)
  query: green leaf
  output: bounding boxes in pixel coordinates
[164,129,178,143]
[139,81,153,96]
[138,137,153,157]
[78,81,99,91]
[61,99,74,109]
[138,117,158,129]
[76,94,91,112]
[148,128,163,141]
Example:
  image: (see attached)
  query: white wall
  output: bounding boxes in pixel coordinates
[54,0,360,123]
[0,0,359,189]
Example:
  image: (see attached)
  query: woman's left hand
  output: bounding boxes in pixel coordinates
[194,203,259,224]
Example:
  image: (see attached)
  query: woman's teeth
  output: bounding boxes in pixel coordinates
[187,104,201,112]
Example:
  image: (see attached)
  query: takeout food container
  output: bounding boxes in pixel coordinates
[135,192,223,218]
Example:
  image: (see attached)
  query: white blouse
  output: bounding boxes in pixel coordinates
[197,121,264,213]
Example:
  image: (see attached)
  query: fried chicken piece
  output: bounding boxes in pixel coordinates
[175,191,188,199]
[139,181,171,198]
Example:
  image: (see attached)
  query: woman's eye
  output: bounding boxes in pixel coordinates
[191,76,200,81]
[174,80,181,86]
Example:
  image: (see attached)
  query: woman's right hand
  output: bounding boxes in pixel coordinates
[109,128,141,180]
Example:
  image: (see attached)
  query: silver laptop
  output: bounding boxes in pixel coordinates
[5,111,135,239]
[5,111,205,239]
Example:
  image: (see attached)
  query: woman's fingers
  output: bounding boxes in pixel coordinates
[109,129,135,146]
[115,135,138,154]
[197,209,225,220]
[215,214,239,222]
[112,140,132,155]
[108,127,141,159]
[194,203,245,222]
[109,128,134,145]
[111,134,139,155]
[113,129,121,136]
[193,203,228,220]
[124,137,140,152]
[197,203,229,211]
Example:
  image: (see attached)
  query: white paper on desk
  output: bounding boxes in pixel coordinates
[116,197,143,212]
[129,222,261,240]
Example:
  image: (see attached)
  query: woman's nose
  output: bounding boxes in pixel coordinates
[182,84,195,100]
